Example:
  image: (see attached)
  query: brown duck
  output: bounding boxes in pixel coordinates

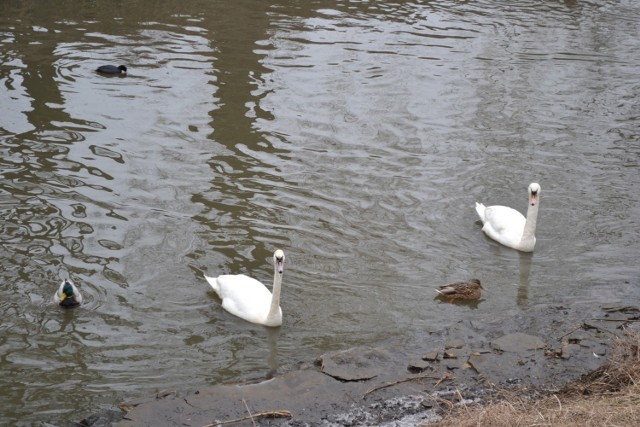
[435,278,484,301]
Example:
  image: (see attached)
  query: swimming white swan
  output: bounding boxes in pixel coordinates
[475,183,541,252]
[205,250,285,327]
[53,279,83,307]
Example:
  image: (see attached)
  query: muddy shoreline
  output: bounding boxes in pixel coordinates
[79,303,639,427]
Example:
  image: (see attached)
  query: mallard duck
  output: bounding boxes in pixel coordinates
[435,278,484,301]
[205,250,285,327]
[53,280,83,307]
[475,183,541,252]
[96,65,127,75]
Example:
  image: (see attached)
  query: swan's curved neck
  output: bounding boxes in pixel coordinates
[266,271,282,323]
[521,202,539,244]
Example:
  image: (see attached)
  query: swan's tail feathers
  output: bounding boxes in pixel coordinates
[204,275,220,294]
[475,202,486,223]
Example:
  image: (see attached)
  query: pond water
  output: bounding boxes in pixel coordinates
[1,0,639,424]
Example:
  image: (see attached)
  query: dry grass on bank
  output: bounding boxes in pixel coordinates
[431,328,640,427]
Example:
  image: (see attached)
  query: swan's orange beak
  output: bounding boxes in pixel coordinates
[530,193,538,206]
[276,259,284,274]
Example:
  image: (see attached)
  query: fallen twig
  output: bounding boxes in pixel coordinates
[363,372,453,399]
[455,389,470,415]
[203,410,293,426]
[242,399,256,427]
[556,324,583,341]
[432,395,454,411]
[583,323,622,337]
[553,393,562,411]
[556,318,638,341]
[434,372,453,387]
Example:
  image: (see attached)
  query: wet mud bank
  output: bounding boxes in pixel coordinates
[83,303,639,427]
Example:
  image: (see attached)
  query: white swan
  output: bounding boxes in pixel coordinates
[205,250,285,327]
[475,183,541,252]
[53,279,83,307]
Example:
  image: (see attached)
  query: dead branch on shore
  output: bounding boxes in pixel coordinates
[556,324,584,341]
[363,372,453,399]
[557,317,639,342]
[203,407,292,427]
[242,399,256,427]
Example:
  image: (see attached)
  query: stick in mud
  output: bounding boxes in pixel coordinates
[203,401,292,427]
[363,372,454,399]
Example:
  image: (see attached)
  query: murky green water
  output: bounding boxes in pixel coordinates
[1,0,639,424]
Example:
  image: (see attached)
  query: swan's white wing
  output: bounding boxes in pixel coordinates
[475,202,487,222]
[481,205,527,249]
[204,275,220,294]
[212,274,274,324]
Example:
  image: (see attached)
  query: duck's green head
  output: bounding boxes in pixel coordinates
[60,281,75,301]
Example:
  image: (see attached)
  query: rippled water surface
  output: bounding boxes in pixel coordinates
[1,0,639,424]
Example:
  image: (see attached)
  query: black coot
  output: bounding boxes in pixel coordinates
[96,65,127,75]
